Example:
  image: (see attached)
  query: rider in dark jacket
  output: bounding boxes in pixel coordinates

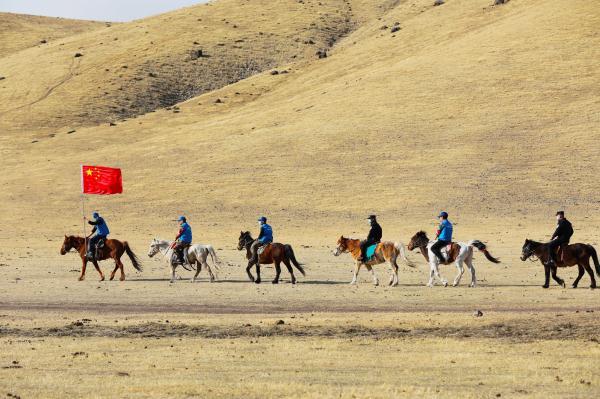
[360,215,382,262]
[547,211,573,266]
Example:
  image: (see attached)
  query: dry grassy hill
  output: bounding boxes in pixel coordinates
[0,0,372,135]
[0,13,104,57]
[1,0,599,250]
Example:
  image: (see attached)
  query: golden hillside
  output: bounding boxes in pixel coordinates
[0,12,104,57]
[0,0,369,135]
[1,0,599,248]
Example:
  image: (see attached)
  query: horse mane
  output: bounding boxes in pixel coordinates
[416,230,428,238]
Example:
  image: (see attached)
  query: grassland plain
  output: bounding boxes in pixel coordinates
[1,0,599,397]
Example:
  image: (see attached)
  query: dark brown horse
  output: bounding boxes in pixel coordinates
[237,231,305,284]
[520,239,599,289]
[60,235,142,281]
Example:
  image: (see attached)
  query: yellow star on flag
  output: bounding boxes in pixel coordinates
[86,169,93,176]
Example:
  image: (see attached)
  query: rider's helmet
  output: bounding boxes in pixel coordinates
[258,216,267,223]
[178,216,187,223]
[438,211,448,219]
[92,211,100,219]
[367,215,377,221]
[556,210,565,217]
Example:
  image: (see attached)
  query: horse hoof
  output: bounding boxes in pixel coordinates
[78,277,84,281]
[99,277,105,282]
[255,280,261,284]
[591,285,596,290]
[272,280,279,284]
[291,280,296,285]
[443,282,448,287]
[542,285,549,289]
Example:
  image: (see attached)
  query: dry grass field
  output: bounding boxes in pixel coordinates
[1,0,599,397]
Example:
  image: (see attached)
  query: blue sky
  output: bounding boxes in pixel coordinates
[0,0,207,22]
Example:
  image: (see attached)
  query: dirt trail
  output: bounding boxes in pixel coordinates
[1,301,598,315]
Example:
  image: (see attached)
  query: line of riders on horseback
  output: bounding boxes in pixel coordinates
[60,210,599,288]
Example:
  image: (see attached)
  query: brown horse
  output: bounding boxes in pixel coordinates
[407,231,500,287]
[520,239,599,289]
[60,235,142,281]
[333,236,414,286]
[237,231,305,284]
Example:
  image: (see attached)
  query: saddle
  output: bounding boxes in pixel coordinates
[257,243,271,256]
[438,243,454,264]
[91,238,106,260]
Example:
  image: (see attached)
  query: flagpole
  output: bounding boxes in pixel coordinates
[81,165,87,245]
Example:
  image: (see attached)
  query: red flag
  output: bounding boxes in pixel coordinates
[81,165,123,195]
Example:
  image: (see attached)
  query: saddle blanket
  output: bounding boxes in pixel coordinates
[366,244,378,260]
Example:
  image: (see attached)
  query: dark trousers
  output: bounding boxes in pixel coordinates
[250,240,269,264]
[360,239,378,261]
[174,241,191,263]
[88,235,106,255]
[431,239,450,262]
[547,238,569,264]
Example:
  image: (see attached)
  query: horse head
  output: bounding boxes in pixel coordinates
[60,235,75,255]
[238,231,253,251]
[408,231,429,251]
[333,236,349,256]
[520,239,535,261]
[147,238,161,258]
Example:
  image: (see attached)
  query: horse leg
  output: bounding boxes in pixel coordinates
[78,258,88,281]
[350,262,361,285]
[283,259,296,284]
[542,263,550,288]
[572,264,585,288]
[581,259,596,289]
[92,260,105,281]
[192,261,201,283]
[390,258,399,287]
[272,261,281,284]
[205,261,216,283]
[246,261,255,282]
[467,255,477,288]
[427,263,435,287]
[550,266,565,288]
[433,262,447,287]
[170,263,177,283]
[365,265,379,286]
[117,258,125,281]
[453,257,465,287]
[110,261,119,281]
[255,262,261,284]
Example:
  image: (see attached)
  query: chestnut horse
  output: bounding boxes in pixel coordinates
[60,235,142,281]
[520,239,599,289]
[237,231,305,284]
[407,231,500,287]
[333,236,414,286]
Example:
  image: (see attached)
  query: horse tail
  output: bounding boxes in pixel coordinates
[207,246,222,270]
[588,244,600,276]
[285,245,305,276]
[395,242,415,268]
[469,240,500,264]
[124,241,143,272]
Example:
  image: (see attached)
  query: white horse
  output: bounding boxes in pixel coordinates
[147,238,221,283]
[407,231,500,287]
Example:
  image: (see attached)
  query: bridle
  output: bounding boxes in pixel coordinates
[521,242,540,262]
[238,234,253,251]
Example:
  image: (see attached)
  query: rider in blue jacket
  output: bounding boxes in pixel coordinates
[86,211,109,259]
[174,216,192,264]
[251,216,273,264]
[431,211,453,263]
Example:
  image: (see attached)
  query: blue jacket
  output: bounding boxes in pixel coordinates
[177,222,192,243]
[437,219,453,242]
[89,217,109,236]
[258,223,273,244]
